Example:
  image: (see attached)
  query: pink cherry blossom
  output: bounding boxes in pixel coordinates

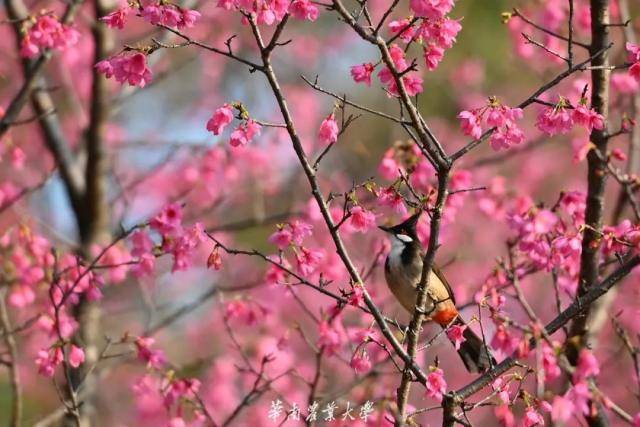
[457,110,482,139]
[229,119,261,147]
[522,406,544,427]
[131,230,154,257]
[295,246,323,275]
[389,19,416,43]
[289,220,313,245]
[206,104,234,135]
[491,324,519,356]
[349,206,376,232]
[140,3,199,28]
[268,227,293,249]
[377,187,407,215]
[318,113,339,145]
[35,347,64,378]
[572,104,605,132]
[377,45,424,97]
[542,342,561,382]
[626,42,640,62]
[135,337,166,369]
[551,395,575,422]
[100,7,130,29]
[410,0,455,20]
[350,352,372,373]
[178,9,201,29]
[350,63,375,86]
[568,381,592,416]
[494,405,515,427]
[96,53,153,88]
[424,44,445,70]
[289,0,319,22]
[573,348,600,381]
[446,324,467,350]
[425,368,447,402]
[69,345,85,368]
[536,101,574,136]
[19,14,80,58]
[150,203,183,237]
[459,100,524,150]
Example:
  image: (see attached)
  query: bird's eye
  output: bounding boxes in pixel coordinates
[396,234,413,243]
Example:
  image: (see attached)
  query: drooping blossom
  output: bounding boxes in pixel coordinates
[494,405,515,427]
[425,368,447,402]
[378,148,403,180]
[457,110,482,139]
[522,406,544,427]
[350,351,372,373]
[350,63,375,86]
[536,98,574,136]
[135,337,166,369]
[627,43,640,82]
[207,246,222,270]
[424,43,445,70]
[35,347,64,377]
[229,119,261,147]
[446,324,467,350]
[573,348,600,382]
[295,246,323,276]
[206,104,234,135]
[318,114,339,145]
[572,103,605,132]
[349,206,376,232]
[289,0,319,21]
[377,187,407,215]
[268,226,293,250]
[69,345,85,368]
[491,324,520,356]
[100,6,131,29]
[96,52,153,88]
[542,342,561,382]
[551,394,575,422]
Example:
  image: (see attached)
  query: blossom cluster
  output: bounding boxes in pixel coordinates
[101,2,200,29]
[20,14,80,58]
[96,52,153,88]
[536,97,604,136]
[206,103,262,148]
[457,98,525,151]
[217,0,318,25]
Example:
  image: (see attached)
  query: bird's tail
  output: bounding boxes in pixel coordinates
[450,317,495,373]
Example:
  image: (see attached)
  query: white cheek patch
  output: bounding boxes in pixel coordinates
[396,234,413,243]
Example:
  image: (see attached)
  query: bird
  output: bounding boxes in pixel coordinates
[378,212,495,373]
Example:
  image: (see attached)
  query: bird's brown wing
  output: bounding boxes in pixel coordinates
[431,263,456,305]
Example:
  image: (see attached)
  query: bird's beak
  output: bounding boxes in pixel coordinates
[378,225,391,233]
